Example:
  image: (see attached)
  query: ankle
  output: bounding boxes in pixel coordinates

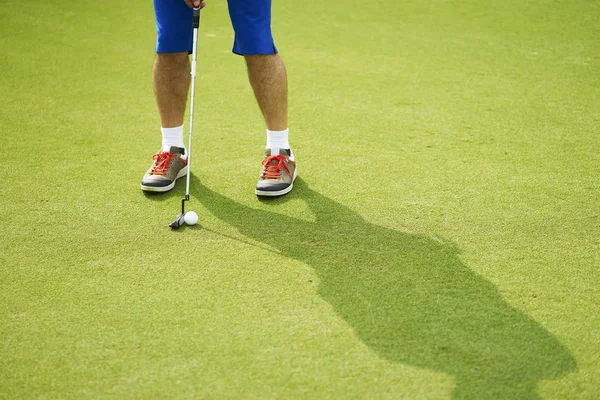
[161,125,185,153]
[266,128,290,155]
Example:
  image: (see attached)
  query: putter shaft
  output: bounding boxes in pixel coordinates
[171,8,200,228]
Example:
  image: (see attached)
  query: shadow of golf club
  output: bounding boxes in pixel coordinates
[191,176,576,399]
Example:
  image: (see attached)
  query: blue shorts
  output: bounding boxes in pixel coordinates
[153,0,277,55]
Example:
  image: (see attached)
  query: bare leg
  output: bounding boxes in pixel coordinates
[244,54,288,131]
[153,52,190,128]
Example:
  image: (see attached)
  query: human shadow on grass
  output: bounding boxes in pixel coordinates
[193,177,576,399]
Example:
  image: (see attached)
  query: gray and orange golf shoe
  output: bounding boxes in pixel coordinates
[141,146,188,193]
[255,148,297,197]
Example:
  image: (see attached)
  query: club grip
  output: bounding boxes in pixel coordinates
[193,8,200,29]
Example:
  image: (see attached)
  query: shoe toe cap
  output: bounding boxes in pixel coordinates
[141,178,172,187]
[255,182,290,192]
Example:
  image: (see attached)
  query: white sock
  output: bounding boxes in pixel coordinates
[266,128,290,156]
[161,125,185,154]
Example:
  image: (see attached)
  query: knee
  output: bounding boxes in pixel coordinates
[156,52,189,66]
[244,53,279,67]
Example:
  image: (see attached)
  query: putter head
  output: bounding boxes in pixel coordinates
[169,213,186,229]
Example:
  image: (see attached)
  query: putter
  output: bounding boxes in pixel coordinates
[170,7,201,229]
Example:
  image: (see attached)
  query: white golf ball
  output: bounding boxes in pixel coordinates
[184,211,198,226]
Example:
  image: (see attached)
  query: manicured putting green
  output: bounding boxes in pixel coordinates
[1,0,598,399]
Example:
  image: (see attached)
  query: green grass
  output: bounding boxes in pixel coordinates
[1,0,599,398]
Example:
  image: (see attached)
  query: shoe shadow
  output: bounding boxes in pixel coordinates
[192,176,576,399]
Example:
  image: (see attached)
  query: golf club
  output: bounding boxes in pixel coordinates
[170,7,201,229]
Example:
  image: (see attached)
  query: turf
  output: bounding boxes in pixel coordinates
[1,0,598,399]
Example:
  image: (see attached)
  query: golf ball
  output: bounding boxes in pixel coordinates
[184,211,198,226]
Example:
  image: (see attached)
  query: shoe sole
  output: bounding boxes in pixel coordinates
[140,166,188,193]
[255,169,298,197]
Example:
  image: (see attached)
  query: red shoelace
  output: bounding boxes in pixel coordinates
[261,155,291,179]
[150,152,177,176]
